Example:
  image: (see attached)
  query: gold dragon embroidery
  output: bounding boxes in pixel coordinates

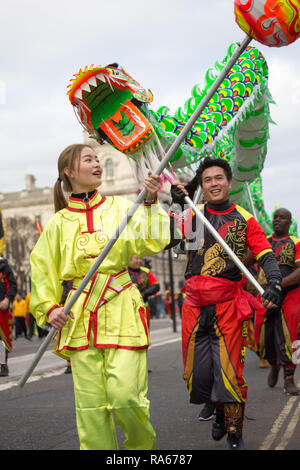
[200,219,247,276]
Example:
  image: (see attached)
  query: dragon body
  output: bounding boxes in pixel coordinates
[67,43,294,234]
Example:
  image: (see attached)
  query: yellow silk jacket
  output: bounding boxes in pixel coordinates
[30,191,170,358]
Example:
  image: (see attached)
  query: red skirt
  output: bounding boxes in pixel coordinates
[0,309,13,354]
[254,286,300,364]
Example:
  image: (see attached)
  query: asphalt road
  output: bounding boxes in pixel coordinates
[0,317,299,453]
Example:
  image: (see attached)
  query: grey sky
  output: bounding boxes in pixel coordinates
[1,0,299,227]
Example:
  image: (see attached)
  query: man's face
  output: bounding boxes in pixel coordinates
[201,166,232,204]
[129,255,142,269]
[273,209,291,236]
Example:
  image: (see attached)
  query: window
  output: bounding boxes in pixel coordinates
[105,158,114,180]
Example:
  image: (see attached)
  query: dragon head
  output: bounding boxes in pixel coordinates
[67,63,154,154]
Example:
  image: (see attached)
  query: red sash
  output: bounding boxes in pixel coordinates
[182,275,264,322]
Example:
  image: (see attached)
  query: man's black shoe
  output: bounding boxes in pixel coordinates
[268,366,280,388]
[284,377,300,395]
[198,403,214,421]
[64,365,72,374]
[212,407,226,440]
[226,432,246,450]
[212,421,227,441]
[0,364,9,377]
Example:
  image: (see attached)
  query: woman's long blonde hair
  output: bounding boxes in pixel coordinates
[53,143,93,212]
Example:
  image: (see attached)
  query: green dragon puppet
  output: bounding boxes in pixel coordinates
[67,44,296,235]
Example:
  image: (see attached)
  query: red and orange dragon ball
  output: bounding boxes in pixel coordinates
[234,0,300,47]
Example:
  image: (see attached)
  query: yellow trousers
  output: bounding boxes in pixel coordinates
[70,343,156,450]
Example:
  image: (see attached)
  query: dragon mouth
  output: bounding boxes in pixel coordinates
[68,65,153,154]
[100,103,149,150]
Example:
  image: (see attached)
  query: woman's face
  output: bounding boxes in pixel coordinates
[66,146,103,193]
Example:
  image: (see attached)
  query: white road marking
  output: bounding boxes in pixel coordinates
[0,368,65,392]
[259,378,300,450]
[0,334,181,391]
[149,337,181,349]
[275,400,300,450]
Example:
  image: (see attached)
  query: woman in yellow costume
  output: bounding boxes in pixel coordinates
[29,143,170,450]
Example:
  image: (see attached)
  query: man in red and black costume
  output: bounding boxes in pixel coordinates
[0,257,17,376]
[254,208,300,395]
[169,157,282,450]
[128,255,160,328]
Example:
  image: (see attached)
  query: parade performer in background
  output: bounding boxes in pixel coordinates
[29,143,170,450]
[176,281,185,317]
[169,157,282,450]
[13,293,30,340]
[0,257,17,377]
[25,292,45,340]
[164,286,178,319]
[128,255,160,328]
[250,208,300,395]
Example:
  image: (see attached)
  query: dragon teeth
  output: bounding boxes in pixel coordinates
[74,88,83,99]
[88,76,97,87]
[96,74,106,82]
[74,73,128,99]
[81,82,91,93]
